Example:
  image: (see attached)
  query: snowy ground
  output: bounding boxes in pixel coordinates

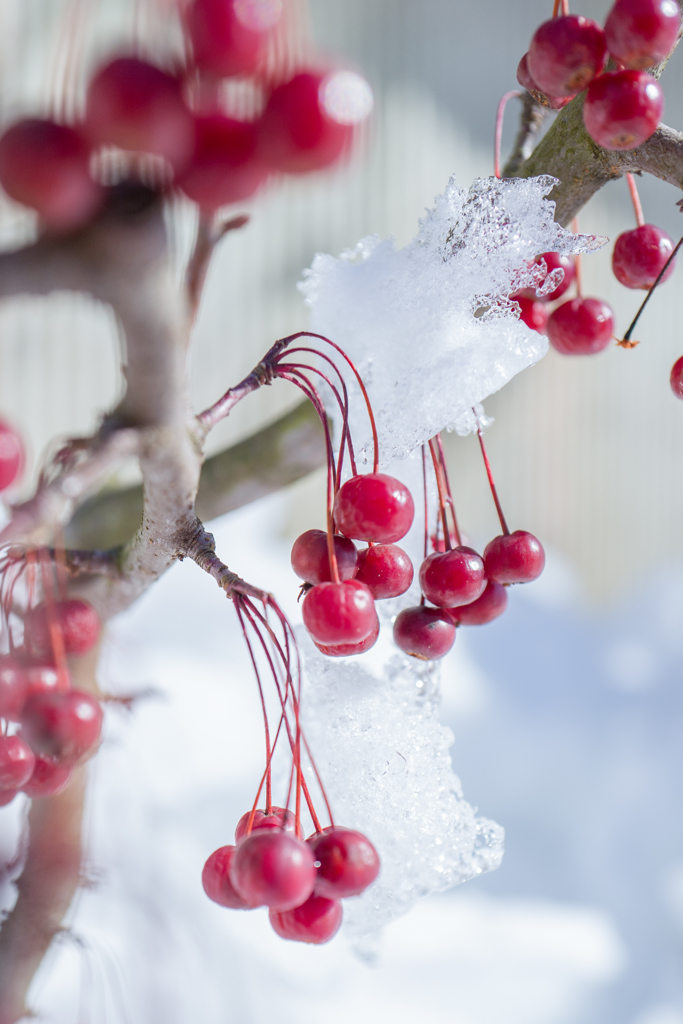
[2,493,682,1024]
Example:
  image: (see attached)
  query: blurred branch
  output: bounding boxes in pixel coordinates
[501,92,546,178]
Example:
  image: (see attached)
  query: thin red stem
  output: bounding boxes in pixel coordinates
[494,91,522,179]
[428,439,453,551]
[475,417,509,535]
[435,433,462,546]
[626,172,645,228]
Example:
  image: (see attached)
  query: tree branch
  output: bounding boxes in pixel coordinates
[502,92,547,178]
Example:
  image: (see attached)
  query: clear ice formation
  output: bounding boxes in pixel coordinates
[300,174,605,464]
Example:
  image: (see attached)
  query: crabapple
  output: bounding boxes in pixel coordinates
[449,580,508,626]
[483,531,545,584]
[612,224,676,289]
[333,473,414,544]
[354,544,413,599]
[313,611,379,657]
[177,115,266,210]
[22,756,73,798]
[393,606,456,660]
[419,546,487,608]
[25,599,101,657]
[0,419,24,492]
[533,252,575,302]
[269,893,342,944]
[604,0,681,70]
[21,690,103,765]
[202,845,257,908]
[302,579,376,646]
[290,529,358,584]
[185,0,282,78]
[514,295,548,334]
[547,298,614,355]
[583,70,663,150]
[230,830,316,910]
[19,660,71,700]
[0,735,35,790]
[528,16,607,97]
[670,356,683,398]
[516,53,574,109]
[234,806,295,842]
[310,826,380,898]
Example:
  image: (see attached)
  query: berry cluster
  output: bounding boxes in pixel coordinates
[0,0,372,229]
[0,549,102,806]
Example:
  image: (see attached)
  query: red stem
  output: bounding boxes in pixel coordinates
[494,91,522,180]
[435,433,462,546]
[428,439,453,551]
[475,417,509,535]
[626,172,645,228]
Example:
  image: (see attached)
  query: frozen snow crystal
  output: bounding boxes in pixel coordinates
[300,174,605,464]
[301,626,504,949]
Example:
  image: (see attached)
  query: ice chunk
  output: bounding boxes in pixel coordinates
[299,175,605,465]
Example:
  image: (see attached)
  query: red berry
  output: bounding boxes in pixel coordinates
[528,16,607,97]
[303,580,376,646]
[0,790,18,807]
[612,223,676,289]
[334,473,414,544]
[393,606,456,660]
[354,544,413,599]
[0,735,35,790]
[202,845,257,908]
[22,755,72,798]
[516,53,575,108]
[419,546,487,608]
[547,297,614,355]
[177,114,266,210]
[0,657,26,721]
[310,826,380,898]
[230,830,316,911]
[19,660,71,700]
[21,690,103,765]
[0,119,101,230]
[0,419,24,492]
[234,806,295,842]
[259,71,369,173]
[290,529,358,584]
[483,530,545,584]
[85,57,194,171]
[605,0,681,70]
[186,0,281,78]
[269,892,342,944]
[25,599,101,657]
[583,70,663,150]
[514,295,548,334]
[670,355,683,398]
[537,252,576,301]
[449,580,508,626]
[313,613,380,657]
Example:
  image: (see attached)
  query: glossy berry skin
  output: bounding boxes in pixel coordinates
[484,531,545,585]
[514,295,548,334]
[612,224,676,289]
[670,356,683,398]
[419,546,487,608]
[583,70,663,150]
[21,690,103,766]
[0,735,35,790]
[313,613,379,657]
[259,72,354,173]
[605,0,681,70]
[449,580,508,626]
[0,419,24,491]
[310,826,380,898]
[393,606,456,660]
[186,0,281,78]
[0,657,26,721]
[528,16,607,97]
[0,119,101,230]
[25,599,101,657]
[334,473,414,544]
[234,806,295,842]
[270,893,342,944]
[303,579,376,646]
[177,115,266,210]
[20,661,71,700]
[202,845,256,909]
[516,53,574,109]
[230,830,316,911]
[354,544,413,599]
[22,756,72,798]
[85,58,194,171]
[290,529,358,584]
[547,298,614,356]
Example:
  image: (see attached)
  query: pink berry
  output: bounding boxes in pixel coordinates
[547,297,614,355]
[612,223,676,289]
[19,660,71,700]
[0,657,26,721]
[514,295,549,334]
[605,0,681,70]
[302,580,376,646]
[270,892,342,944]
[22,755,73,798]
[393,606,456,660]
[536,252,576,301]
[202,845,257,908]
[449,580,508,626]
[313,613,380,657]
[177,114,266,210]
[354,544,413,599]
[186,0,281,78]
[234,806,295,842]
[21,689,103,766]
[334,473,414,544]
[259,71,358,174]
[290,529,358,584]
[0,419,24,492]
[528,16,607,97]
[670,355,683,398]
[230,830,316,911]
[0,735,35,790]
[419,546,487,608]
[310,826,380,898]
[85,57,194,171]
[25,599,101,657]
[583,70,663,150]
[483,530,545,584]
[516,52,575,109]
[0,119,101,230]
